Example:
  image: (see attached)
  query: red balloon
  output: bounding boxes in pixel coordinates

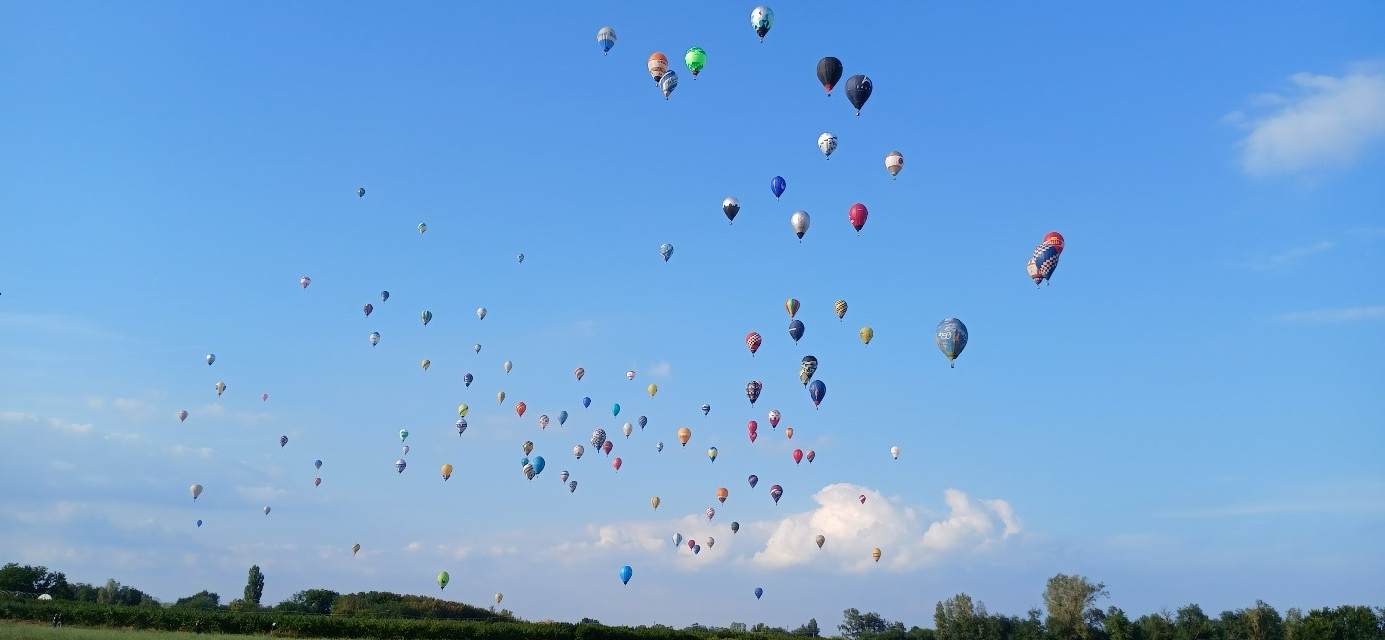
[1043,231,1065,253]
[745,331,762,355]
[688,539,696,550]
[515,402,527,418]
[749,431,758,443]
[612,457,623,471]
[792,449,803,464]
[747,420,758,433]
[848,203,869,234]
[602,440,614,455]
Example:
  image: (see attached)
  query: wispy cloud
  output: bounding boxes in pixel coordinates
[1273,306,1385,322]
[1,411,39,424]
[1227,62,1385,176]
[645,361,672,378]
[46,417,93,434]
[1242,240,1336,271]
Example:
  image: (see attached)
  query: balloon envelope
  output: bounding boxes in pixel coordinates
[845,74,873,115]
[770,176,786,199]
[723,196,740,223]
[935,317,969,367]
[754,587,764,599]
[817,56,843,95]
[597,26,616,55]
[620,565,632,585]
[790,210,810,241]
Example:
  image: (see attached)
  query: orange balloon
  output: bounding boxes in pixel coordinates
[677,426,692,446]
[716,487,729,503]
[785,427,794,439]
[515,402,527,418]
[648,52,669,82]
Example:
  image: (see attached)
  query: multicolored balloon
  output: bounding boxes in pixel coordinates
[455,419,467,435]
[660,243,674,262]
[935,317,969,367]
[597,26,616,55]
[684,47,706,77]
[769,484,783,504]
[799,356,818,385]
[750,5,774,41]
[809,380,826,408]
[660,70,679,99]
[885,151,904,178]
[748,474,759,489]
[746,331,762,355]
[1027,231,1065,287]
[574,367,585,380]
[785,298,800,318]
[746,380,763,405]
[369,332,380,347]
[731,521,740,533]
[363,303,373,317]
[818,132,837,159]
[817,56,843,95]
[768,409,781,428]
[648,52,668,83]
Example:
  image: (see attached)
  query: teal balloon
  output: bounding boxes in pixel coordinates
[533,456,546,475]
[520,456,530,467]
[559,411,569,425]
[612,403,621,416]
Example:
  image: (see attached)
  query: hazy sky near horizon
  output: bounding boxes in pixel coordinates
[2,1,1383,630]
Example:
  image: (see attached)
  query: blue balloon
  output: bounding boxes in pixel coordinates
[620,565,633,585]
[935,317,969,368]
[809,379,827,408]
[660,243,674,262]
[533,456,546,475]
[789,319,805,343]
[770,176,786,199]
[463,373,473,387]
[637,415,647,429]
[845,74,873,115]
[520,456,530,467]
[380,290,390,302]
[196,519,202,528]
[612,403,621,417]
[559,411,569,425]
[582,397,592,409]
[693,544,701,554]
[754,587,764,599]
[314,459,322,470]
[731,521,740,533]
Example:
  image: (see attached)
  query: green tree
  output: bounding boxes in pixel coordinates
[935,593,987,640]
[244,565,265,607]
[69,582,99,602]
[1220,601,1284,640]
[841,608,896,639]
[173,590,222,610]
[1174,604,1212,640]
[1136,610,1177,640]
[1043,573,1109,640]
[1105,607,1137,640]
[793,617,822,636]
[0,563,70,598]
[96,578,156,606]
[276,588,338,615]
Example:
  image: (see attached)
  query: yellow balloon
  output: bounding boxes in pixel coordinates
[650,496,661,509]
[677,426,691,446]
[648,383,658,397]
[872,547,882,562]
[441,463,454,480]
[458,404,470,417]
[860,326,874,345]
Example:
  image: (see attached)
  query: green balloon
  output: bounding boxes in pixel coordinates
[685,47,706,76]
[437,571,450,589]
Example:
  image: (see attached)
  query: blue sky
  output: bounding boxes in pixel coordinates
[2,1,1383,630]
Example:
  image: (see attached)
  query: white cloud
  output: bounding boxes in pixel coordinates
[1231,64,1385,175]
[46,417,93,434]
[1,411,38,423]
[1242,240,1335,270]
[1273,306,1385,322]
[104,432,141,443]
[751,484,1021,572]
[645,361,672,378]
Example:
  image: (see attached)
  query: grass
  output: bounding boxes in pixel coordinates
[0,620,267,640]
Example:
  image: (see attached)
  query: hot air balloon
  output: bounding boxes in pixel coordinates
[190,484,203,500]
[474,307,487,321]
[620,565,632,585]
[749,431,758,443]
[455,419,467,435]
[885,151,904,178]
[860,326,874,345]
[574,367,585,380]
[560,470,569,482]
[196,519,202,527]
[792,448,803,464]
[522,440,534,456]
[684,47,706,77]
[569,480,578,492]
[497,390,506,404]
[815,534,825,549]
[848,203,868,235]
[395,459,407,473]
[677,426,692,446]
[648,52,668,83]
[421,359,431,372]
[591,429,606,449]
[748,420,758,434]
[559,410,569,425]
[582,396,591,408]
[637,415,647,429]
[300,275,311,289]
[612,403,621,417]
[441,463,453,480]
[263,506,271,515]
[517,253,524,262]
[859,494,867,504]
[845,74,873,115]
[706,536,716,548]
[731,521,741,533]
[437,571,450,589]
[872,548,882,563]
[314,459,322,470]
[540,414,551,429]
[533,456,546,476]
[597,26,616,55]
[789,319,805,343]
[769,484,783,504]
[178,410,188,422]
[279,435,288,448]
[421,310,432,326]
[504,360,513,374]
[573,445,585,459]
[215,381,226,396]
[458,404,470,417]
[673,533,684,547]
[1027,231,1064,287]
[474,344,482,353]
[890,446,900,460]
[380,290,389,301]
[357,187,366,198]
[705,507,716,520]
[754,587,764,599]
[785,298,800,318]
[352,543,360,555]
[701,403,711,415]
[785,427,794,439]
[205,353,215,366]
[261,393,268,401]
[818,132,837,159]
[716,487,728,503]
[313,477,321,487]
[655,441,664,452]
[750,5,773,41]
[768,409,781,428]
[809,380,826,408]
[622,422,633,438]
[660,70,679,99]
[688,540,696,550]
[369,332,381,347]
[418,222,428,234]
[935,317,969,367]
[817,56,843,95]
[612,457,623,471]
[746,331,762,355]
[400,429,409,442]
[660,243,674,261]
[746,380,763,405]
[707,446,719,462]
[627,370,636,380]
[650,496,661,509]
[723,197,740,224]
[363,303,373,317]
[522,463,535,480]
[602,440,613,456]
[799,356,818,385]
[806,450,815,463]
[791,210,810,242]
[770,175,786,200]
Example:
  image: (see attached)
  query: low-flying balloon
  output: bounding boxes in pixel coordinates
[437,571,449,590]
[935,317,969,367]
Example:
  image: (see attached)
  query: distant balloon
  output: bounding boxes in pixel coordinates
[673,533,683,547]
[707,446,719,463]
[497,390,506,404]
[476,307,487,321]
[627,370,636,380]
[196,519,202,528]
[464,373,473,387]
[263,506,271,515]
[591,428,607,449]
[793,448,803,464]
[722,196,741,224]
[816,534,826,549]
[532,456,546,476]
[1027,231,1065,287]
[655,441,664,452]
[748,420,758,434]
[437,571,450,590]
[300,275,311,289]
[706,536,715,548]
[770,175,787,200]
[747,474,759,489]
[717,487,729,503]
[754,587,764,600]
[705,507,716,520]
[731,521,740,533]
[809,380,826,408]
[352,543,360,555]
[620,565,633,585]
[750,5,774,41]
[872,547,882,563]
[769,484,783,504]
[380,290,389,301]
[363,303,373,317]
[660,70,679,99]
[582,396,591,408]
[215,381,226,397]
[178,410,188,423]
[602,440,613,456]
[612,403,621,417]
[859,494,867,505]
[418,222,428,234]
[860,326,874,345]
[597,26,616,55]
[442,463,453,480]
[677,426,692,446]
[395,459,407,474]
[421,359,431,372]
[746,331,762,356]
[560,470,569,482]
[458,404,470,417]
[660,243,674,262]
[558,410,569,425]
[369,332,380,347]
[190,484,203,500]
[648,384,658,397]
[357,187,366,198]
[205,353,215,366]
[279,435,288,448]
[573,444,585,459]
[684,46,706,78]
[800,355,818,385]
[890,445,900,460]
[474,344,482,353]
[612,457,622,471]
[785,298,800,318]
[768,409,781,428]
[935,317,969,368]
[651,496,661,509]
[648,52,669,83]
[701,403,711,416]
[818,132,837,159]
[746,380,763,405]
[817,56,843,95]
[421,310,432,326]
[569,480,578,493]
[790,210,810,242]
[637,415,647,429]
[789,319,805,343]
[806,450,815,463]
[522,440,534,456]
[539,414,550,429]
[455,419,467,435]
[400,429,409,442]
[785,427,794,439]
[517,253,524,263]
[574,367,585,381]
[622,422,633,438]
[845,74,873,116]
[504,360,513,374]
[261,393,268,402]
[314,477,321,487]
[885,151,904,178]
[315,459,323,470]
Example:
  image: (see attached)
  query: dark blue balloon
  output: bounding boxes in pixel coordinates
[789,319,805,343]
[754,587,764,599]
[559,410,569,425]
[582,396,592,408]
[637,415,648,429]
[463,373,473,387]
[380,290,390,302]
[845,74,873,115]
[809,379,826,408]
[196,519,202,528]
[770,176,786,199]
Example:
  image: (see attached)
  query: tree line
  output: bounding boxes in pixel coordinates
[3,563,1381,639]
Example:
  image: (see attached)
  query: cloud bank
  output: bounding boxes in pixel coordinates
[1229,63,1385,175]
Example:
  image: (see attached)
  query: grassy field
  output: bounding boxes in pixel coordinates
[0,621,264,640]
